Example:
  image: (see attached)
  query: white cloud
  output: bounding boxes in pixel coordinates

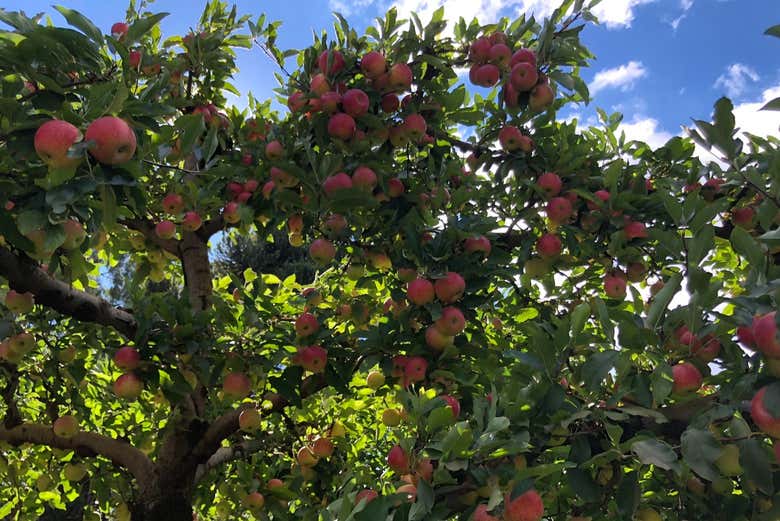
[732,84,780,138]
[714,63,760,98]
[589,61,648,96]
[330,0,377,16]
[591,0,656,28]
[619,116,674,149]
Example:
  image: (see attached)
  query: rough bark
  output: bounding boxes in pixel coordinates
[179,231,212,311]
[0,245,137,338]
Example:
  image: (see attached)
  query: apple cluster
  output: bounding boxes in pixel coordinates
[112,345,144,400]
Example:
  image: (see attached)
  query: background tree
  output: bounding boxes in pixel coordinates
[0,1,778,521]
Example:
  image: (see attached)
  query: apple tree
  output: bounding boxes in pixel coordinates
[0,1,779,519]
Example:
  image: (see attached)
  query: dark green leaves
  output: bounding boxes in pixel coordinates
[53,6,103,44]
[681,428,721,481]
[581,350,618,390]
[631,438,680,472]
[738,438,773,495]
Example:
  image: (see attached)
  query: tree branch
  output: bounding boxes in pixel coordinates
[193,439,265,482]
[0,422,154,485]
[0,246,137,339]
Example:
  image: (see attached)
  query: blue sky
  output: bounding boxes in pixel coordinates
[3,0,778,146]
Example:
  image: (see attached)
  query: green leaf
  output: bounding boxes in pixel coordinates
[567,468,600,502]
[645,272,682,329]
[408,479,434,520]
[569,302,590,342]
[738,438,773,495]
[631,438,679,472]
[581,350,618,390]
[765,24,780,38]
[53,6,104,44]
[126,13,169,44]
[681,428,721,481]
[730,226,766,268]
[615,471,640,517]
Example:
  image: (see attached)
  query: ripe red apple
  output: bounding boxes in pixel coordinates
[752,386,780,437]
[388,178,405,197]
[288,91,306,112]
[5,290,33,314]
[536,172,562,197]
[324,214,347,235]
[732,207,756,229]
[361,51,386,78]
[692,334,720,362]
[238,408,261,432]
[53,415,79,438]
[407,278,435,306]
[473,504,499,521]
[624,220,648,240]
[387,63,413,91]
[536,233,562,258]
[245,491,265,509]
[265,140,284,160]
[498,125,525,152]
[546,196,573,224]
[267,478,284,490]
[737,324,755,349]
[182,211,202,232]
[342,89,370,117]
[404,356,428,383]
[464,235,491,256]
[511,48,537,67]
[471,64,501,87]
[425,326,455,350]
[318,91,341,113]
[588,189,610,210]
[470,37,492,63]
[113,373,144,400]
[295,312,319,337]
[752,312,780,357]
[503,489,544,521]
[297,446,318,466]
[317,49,345,75]
[295,345,328,373]
[223,371,251,401]
[387,445,409,473]
[312,437,334,458]
[128,50,142,69]
[223,202,241,224]
[60,219,86,250]
[434,272,466,304]
[323,172,353,196]
[352,166,377,191]
[327,113,357,140]
[529,84,555,112]
[440,395,460,418]
[604,270,628,300]
[488,43,511,67]
[435,306,466,335]
[85,117,137,165]
[404,114,427,142]
[162,193,184,215]
[310,73,331,96]
[114,345,140,370]
[356,489,378,504]
[381,94,400,114]
[34,120,83,169]
[155,220,176,240]
[111,22,129,40]
[309,238,336,264]
[510,62,539,92]
[672,362,703,394]
[8,332,35,356]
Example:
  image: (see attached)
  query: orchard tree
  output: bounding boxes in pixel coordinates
[0,1,779,520]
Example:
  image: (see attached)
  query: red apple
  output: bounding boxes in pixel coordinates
[546,196,573,224]
[503,489,544,521]
[471,64,500,87]
[404,356,428,383]
[297,446,318,466]
[113,372,144,400]
[387,63,413,91]
[732,207,756,229]
[498,125,525,152]
[752,312,780,357]
[352,166,377,191]
[511,48,537,67]
[387,445,409,473]
[407,278,435,306]
[536,172,562,197]
[464,235,491,256]
[510,62,539,91]
[110,22,129,40]
[404,114,426,142]
[425,326,454,350]
[128,50,142,69]
[238,408,261,432]
[435,306,466,335]
[751,386,780,437]
[34,120,83,169]
[53,415,79,438]
[114,345,140,370]
[488,43,511,67]
[529,84,555,112]
[323,172,353,196]
[361,51,386,78]
[588,190,611,210]
[265,140,284,160]
[327,113,357,140]
[223,202,241,224]
[342,89,370,117]
[310,73,331,96]
[155,220,176,240]
[536,233,562,258]
[672,362,703,394]
[440,394,460,418]
[317,50,345,75]
[356,489,378,504]
[470,37,492,63]
[381,93,400,113]
[388,178,405,197]
[624,220,648,240]
[223,371,251,401]
[312,437,334,458]
[162,193,184,215]
[5,290,33,314]
[692,334,720,362]
[604,270,628,300]
[182,211,202,232]
[295,312,319,337]
[85,117,136,165]
[295,345,328,373]
[473,504,499,521]
[288,91,306,112]
[245,491,265,509]
[309,239,336,264]
[434,272,466,303]
[324,214,347,235]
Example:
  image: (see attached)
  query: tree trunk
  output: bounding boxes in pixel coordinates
[132,487,194,521]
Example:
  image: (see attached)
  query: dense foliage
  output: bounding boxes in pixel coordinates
[0,1,779,520]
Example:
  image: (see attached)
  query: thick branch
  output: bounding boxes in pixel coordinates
[194,439,264,482]
[0,422,154,485]
[120,218,180,256]
[0,246,137,338]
